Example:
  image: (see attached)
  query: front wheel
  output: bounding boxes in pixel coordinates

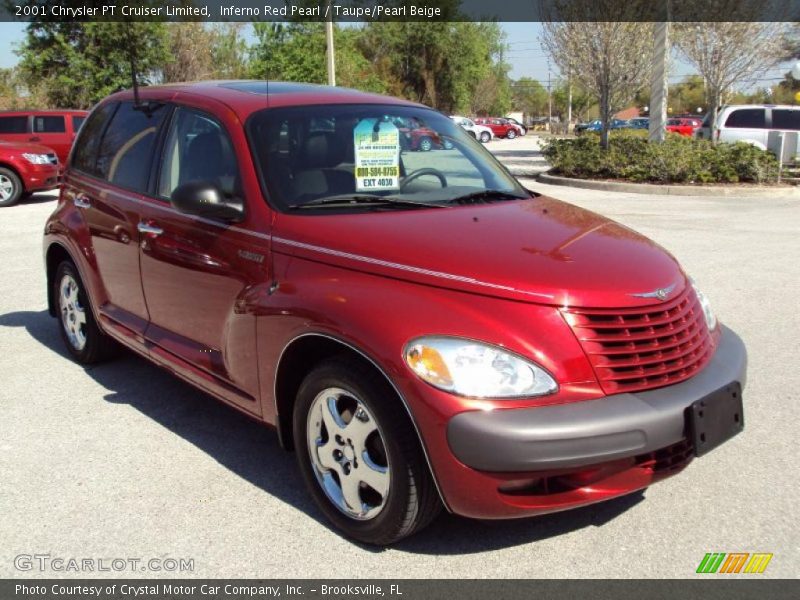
[479,131,491,143]
[293,357,441,545]
[0,167,23,207]
[417,136,433,152]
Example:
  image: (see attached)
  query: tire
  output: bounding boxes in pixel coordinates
[418,136,433,152]
[479,131,491,143]
[293,356,441,545]
[506,129,517,140]
[54,260,119,364]
[0,167,23,207]
[442,139,454,150]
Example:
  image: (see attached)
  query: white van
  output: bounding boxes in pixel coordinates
[695,104,800,149]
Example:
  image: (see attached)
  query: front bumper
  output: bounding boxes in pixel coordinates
[448,325,746,473]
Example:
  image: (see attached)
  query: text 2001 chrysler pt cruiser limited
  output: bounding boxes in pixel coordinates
[44,82,746,544]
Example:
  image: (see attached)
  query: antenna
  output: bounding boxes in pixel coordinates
[125,22,142,110]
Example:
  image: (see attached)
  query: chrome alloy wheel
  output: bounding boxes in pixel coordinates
[306,387,391,520]
[0,174,14,202]
[59,273,87,351]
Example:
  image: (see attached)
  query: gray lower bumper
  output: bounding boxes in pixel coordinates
[447,325,747,472]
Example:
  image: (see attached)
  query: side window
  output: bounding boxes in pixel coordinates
[158,108,239,200]
[72,103,117,174]
[96,102,167,192]
[772,109,800,131]
[724,109,765,129]
[72,116,86,132]
[33,116,66,133]
[0,116,28,133]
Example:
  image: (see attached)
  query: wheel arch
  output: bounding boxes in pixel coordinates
[273,331,449,510]
[0,162,25,192]
[45,242,75,316]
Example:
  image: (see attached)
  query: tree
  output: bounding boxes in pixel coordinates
[674,21,787,134]
[542,3,652,148]
[511,78,548,118]
[17,22,169,108]
[210,23,249,80]
[161,23,215,83]
[552,81,593,122]
[249,23,385,93]
[361,20,509,114]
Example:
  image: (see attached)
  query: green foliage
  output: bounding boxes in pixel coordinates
[249,23,386,93]
[17,22,170,109]
[542,133,780,184]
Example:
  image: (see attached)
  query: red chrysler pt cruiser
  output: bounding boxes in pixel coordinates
[43,82,746,544]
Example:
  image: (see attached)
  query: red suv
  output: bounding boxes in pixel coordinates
[666,117,703,138]
[475,117,521,139]
[0,140,59,206]
[0,110,88,165]
[43,82,746,545]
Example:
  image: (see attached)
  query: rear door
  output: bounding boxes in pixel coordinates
[67,101,168,338]
[137,105,264,414]
[31,114,71,163]
[0,114,30,145]
[721,108,767,146]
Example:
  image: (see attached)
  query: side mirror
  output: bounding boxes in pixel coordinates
[170,181,244,223]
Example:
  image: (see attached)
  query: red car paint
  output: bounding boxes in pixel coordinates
[0,110,88,165]
[0,140,60,197]
[43,82,745,527]
[666,118,702,138]
[474,117,521,139]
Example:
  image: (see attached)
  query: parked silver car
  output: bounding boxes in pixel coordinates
[695,104,800,150]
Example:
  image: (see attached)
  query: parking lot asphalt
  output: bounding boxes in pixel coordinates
[1,136,798,578]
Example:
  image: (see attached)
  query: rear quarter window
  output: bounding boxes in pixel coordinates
[724,108,766,129]
[94,102,167,192]
[0,116,28,134]
[72,103,117,175]
[771,109,800,131]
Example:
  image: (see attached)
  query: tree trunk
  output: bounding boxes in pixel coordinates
[600,87,610,150]
[709,90,721,143]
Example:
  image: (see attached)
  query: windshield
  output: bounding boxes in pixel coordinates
[247,104,527,212]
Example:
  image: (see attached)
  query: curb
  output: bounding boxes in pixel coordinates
[535,172,800,197]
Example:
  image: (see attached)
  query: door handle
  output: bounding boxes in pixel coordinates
[74,195,91,209]
[29,136,41,142]
[137,222,164,236]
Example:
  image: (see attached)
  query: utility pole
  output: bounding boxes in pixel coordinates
[648,20,670,142]
[547,58,553,134]
[325,1,336,86]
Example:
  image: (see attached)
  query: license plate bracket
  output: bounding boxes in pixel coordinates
[688,383,744,457]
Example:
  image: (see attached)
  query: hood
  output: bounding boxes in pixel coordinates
[273,196,686,308]
[0,140,57,155]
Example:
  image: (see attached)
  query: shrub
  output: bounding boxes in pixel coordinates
[541,135,779,185]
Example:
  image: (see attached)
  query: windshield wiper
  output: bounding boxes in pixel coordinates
[289,194,448,210]
[446,190,529,205]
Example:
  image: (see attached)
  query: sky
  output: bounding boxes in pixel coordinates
[0,21,790,89]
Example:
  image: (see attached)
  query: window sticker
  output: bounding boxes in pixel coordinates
[354,118,400,191]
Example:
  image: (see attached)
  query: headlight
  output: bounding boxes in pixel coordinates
[22,153,51,165]
[691,280,718,331]
[404,337,557,398]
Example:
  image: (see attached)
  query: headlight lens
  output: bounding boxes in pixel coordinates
[404,337,557,398]
[22,153,51,165]
[691,280,718,331]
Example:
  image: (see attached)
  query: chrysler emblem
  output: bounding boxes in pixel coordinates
[630,282,677,301]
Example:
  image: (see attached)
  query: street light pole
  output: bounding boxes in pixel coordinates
[325,1,336,86]
[648,21,669,143]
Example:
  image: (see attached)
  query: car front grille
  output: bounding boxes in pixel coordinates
[562,285,715,394]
